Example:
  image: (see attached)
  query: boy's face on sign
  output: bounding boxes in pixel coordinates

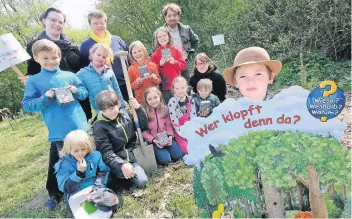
[165,9,179,28]
[34,50,61,71]
[234,63,274,101]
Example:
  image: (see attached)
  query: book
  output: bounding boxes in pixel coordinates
[156,131,169,146]
[199,101,212,117]
[55,87,74,105]
[138,65,150,79]
[80,200,98,215]
[161,48,171,61]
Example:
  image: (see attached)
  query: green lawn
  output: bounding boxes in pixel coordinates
[0,115,198,218]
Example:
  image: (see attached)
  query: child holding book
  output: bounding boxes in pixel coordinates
[193,79,220,117]
[168,76,196,154]
[142,87,184,165]
[128,41,161,106]
[77,43,126,114]
[152,27,186,104]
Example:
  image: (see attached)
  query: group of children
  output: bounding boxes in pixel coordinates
[22,26,282,215]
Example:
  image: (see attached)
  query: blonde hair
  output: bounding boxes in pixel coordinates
[88,10,107,24]
[59,130,94,157]
[32,39,61,57]
[144,87,169,120]
[194,53,215,69]
[96,90,121,110]
[129,41,149,63]
[89,43,113,65]
[197,79,213,91]
[162,3,181,17]
[172,76,188,88]
[154,27,174,48]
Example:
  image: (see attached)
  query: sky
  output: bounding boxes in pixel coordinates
[54,0,97,29]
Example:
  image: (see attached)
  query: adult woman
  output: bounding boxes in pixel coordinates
[80,10,130,103]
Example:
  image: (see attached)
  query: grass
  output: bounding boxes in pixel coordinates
[0,114,199,218]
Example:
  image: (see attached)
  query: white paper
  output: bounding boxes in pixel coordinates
[212,34,225,46]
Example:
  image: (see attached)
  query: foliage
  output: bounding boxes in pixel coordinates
[323,194,343,218]
[341,198,351,218]
[201,162,226,205]
[193,167,208,208]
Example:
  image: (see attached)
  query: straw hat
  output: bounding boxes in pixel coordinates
[223,47,282,85]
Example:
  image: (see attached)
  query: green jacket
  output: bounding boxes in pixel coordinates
[152,22,199,54]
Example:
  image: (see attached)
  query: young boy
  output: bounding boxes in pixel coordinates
[193,79,220,117]
[92,90,148,189]
[22,39,89,210]
[223,47,282,101]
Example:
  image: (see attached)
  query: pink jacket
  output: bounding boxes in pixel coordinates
[142,108,174,143]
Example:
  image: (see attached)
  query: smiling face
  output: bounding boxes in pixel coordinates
[33,50,61,71]
[90,17,107,37]
[91,47,108,67]
[165,9,180,28]
[131,46,146,63]
[234,63,274,101]
[195,60,210,73]
[43,11,65,37]
[70,145,88,161]
[146,91,161,108]
[173,81,188,99]
[156,30,170,47]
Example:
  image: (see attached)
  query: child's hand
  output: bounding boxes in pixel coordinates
[168,56,175,64]
[150,73,157,80]
[66,85,78,94]
[160,59,165,67]
[45,88,55,99]
[121,162,136,179]
[77,158,87,172]
[18,75,28,85]
[136,78,143,85]
[153,139,163,148]
[129,97,140,109]
[167,136,173,146]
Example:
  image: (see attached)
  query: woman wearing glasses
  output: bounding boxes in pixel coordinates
[23,8,81,82]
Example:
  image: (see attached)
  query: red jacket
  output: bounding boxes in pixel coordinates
[128,60,161,106]
[142,107,175,143]
[151,45,186,90]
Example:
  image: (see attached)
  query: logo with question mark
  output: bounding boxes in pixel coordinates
[306,80,345,122]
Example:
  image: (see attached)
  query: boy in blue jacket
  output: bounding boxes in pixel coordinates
[22,39,89,210]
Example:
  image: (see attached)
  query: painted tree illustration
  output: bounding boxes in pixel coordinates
[193,163,212,217]
[201,162,226,206]
[222,130,288,218]
[256,131,351,218]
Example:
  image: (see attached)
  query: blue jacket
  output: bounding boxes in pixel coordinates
[22,68,89,142]
[76,65,126,112]
[54,151,110,198]
[80,36,129,85]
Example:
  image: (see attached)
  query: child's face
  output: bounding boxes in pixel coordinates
[146,91,161,108]
[91,47,108,67]
[198,88,211,99]
[157,31,169,47]
[102,105,120,120]
[33,50,61,71]
[195,60,210,73]
[173,81,188,99]
[71,145,88,161]
[132,46,145,63]
[234,63,274,101]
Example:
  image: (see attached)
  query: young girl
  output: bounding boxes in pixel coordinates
[128,41,161,106]
[77,43,126,114]
[152,27,186,104]
[168,76,197,154]
[54,130,122,214]
[142,87,184,165]
[190,53,227,102]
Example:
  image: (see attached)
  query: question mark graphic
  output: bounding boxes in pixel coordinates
[293,115,301,124]
[319,80,338,122]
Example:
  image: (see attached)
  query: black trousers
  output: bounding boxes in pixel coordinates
[78,98,92,121]
[46,141,64,201]
[119,83,129,102]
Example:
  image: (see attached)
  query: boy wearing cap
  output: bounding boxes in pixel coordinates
[223,47,282,101]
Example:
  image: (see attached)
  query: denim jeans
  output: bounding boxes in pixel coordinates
[115,163,148,188]
[153,139,184,165]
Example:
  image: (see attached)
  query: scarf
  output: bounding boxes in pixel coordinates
[89,30,112,47]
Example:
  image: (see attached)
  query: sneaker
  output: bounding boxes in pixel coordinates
[45,197,58,210]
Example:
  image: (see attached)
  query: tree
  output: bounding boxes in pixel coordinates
[201,162,226,206]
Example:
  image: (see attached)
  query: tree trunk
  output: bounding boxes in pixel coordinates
[342,184,347,200]
[242,197,251,217]
[286,191,294,210]
[296,181,304,210]
[306,164,328,218]
[262,185,285,218]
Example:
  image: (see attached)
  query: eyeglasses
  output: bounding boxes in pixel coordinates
[46,17,64,25]
[196,62,208,67]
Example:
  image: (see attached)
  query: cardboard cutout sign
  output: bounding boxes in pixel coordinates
[212,34,225,46]
[0,33,30,73]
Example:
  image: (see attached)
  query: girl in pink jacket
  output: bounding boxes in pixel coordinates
[142,87,184,165]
